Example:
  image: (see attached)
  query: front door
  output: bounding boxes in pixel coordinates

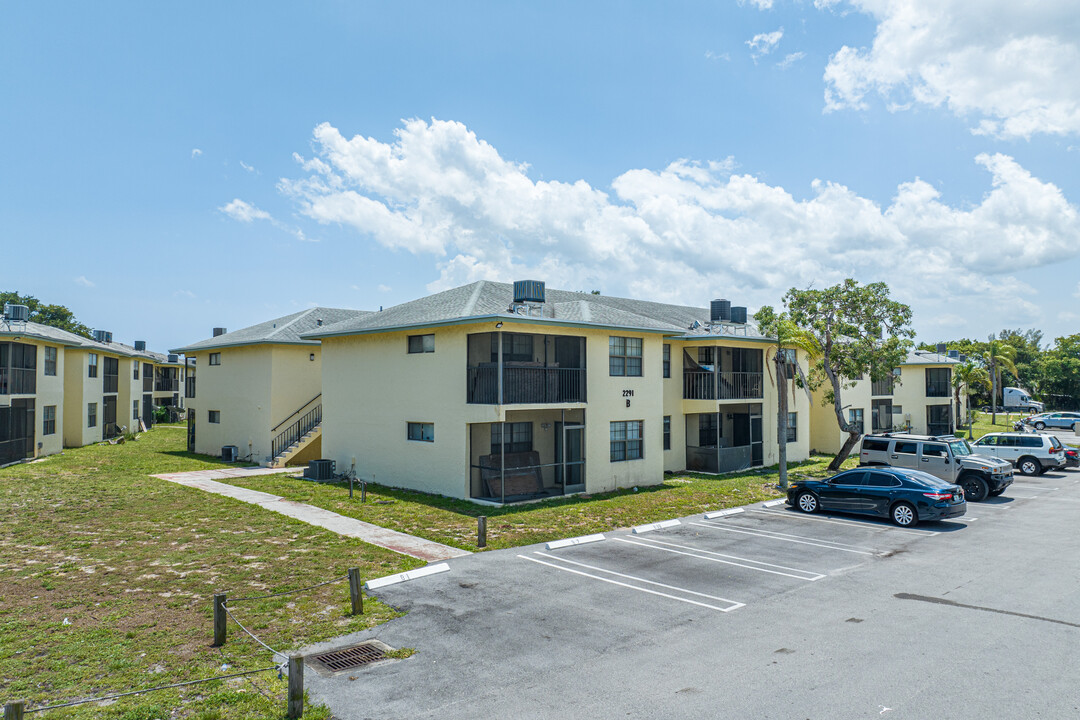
[0,399,34,464]
[142,394,153,429]
[103,396,118,438]
[556,423,585,493]
[187,413,196,452]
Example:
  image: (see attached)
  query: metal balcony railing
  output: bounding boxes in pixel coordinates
[0,367,36,395]
[683,371,763,400]
[467,366,586,404]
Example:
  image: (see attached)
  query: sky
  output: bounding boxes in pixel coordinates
[2,1,1078,353]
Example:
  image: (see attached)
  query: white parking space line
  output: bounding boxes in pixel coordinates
[749,509,924,536]
[519,553,744,613]
[689,522,878,555]
[1009,484,1058,491]
[615,537,824,581]
[979,503,1012,510]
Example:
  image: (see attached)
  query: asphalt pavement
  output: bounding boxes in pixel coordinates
[304,467,1080,719]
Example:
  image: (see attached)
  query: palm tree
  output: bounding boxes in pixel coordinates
[983,336,1018,425]
[952,361,990,439]
[756,307,820,490]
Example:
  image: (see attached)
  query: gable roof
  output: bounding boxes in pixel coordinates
[301,281,770,341]
[173,307,371,353]
[902,350,959,366]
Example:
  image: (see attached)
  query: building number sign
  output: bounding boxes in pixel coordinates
[623,389,633,407]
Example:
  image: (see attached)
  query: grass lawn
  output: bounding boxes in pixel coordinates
[212,454,857,553]
[0,429,422,719]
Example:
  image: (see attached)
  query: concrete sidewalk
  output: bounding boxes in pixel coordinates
[152,467,470,563]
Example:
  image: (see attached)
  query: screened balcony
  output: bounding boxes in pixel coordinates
[0,342,36,395]
[467,332,586,405]
[682,346,763,400]
[684,405,764,473]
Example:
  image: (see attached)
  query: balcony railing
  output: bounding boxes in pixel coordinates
[467,366,586,404]
[0,368,36,395]
[103,374,119,394]
[871,378,894,396]
[683,371,763,400]
[155,378,179,392]
[926,381,950,398]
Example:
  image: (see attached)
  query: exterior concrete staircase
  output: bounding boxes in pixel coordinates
[269,395,322,468]
[270,423,321,468]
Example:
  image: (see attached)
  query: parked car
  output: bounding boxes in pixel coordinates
[1022,412,1080,431]
[787,467,966,527]
[859,433,1013,502]
[1064,447,1079,469]
[970,433,1067,476]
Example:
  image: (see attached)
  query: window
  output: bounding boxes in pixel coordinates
[133,362,139,380]
[1020,436,1042,448]
[663,344,671,379]
[408,334,435,354]
[133,401,139,421]
[208,410,220,424]
[926,368,951,398]
[44,347,57,376]
[835,471,867,486]
[491,333,533,362]
[609,337,643,377]
[862,438,889,452]
[894,441,918,455]
[663,416,671,450]
[698,347,715,366]
[848,408,864,433]
[699,413,719,447]
[610,420,643,462]
[786,412,798,443]
[922,443,947,457]
[87,402,97,428]
[103,356,119,393]
[491,422,532,454]
[43,405,56,435]
[208,353,221,366]
[88,353,98,378]
[407,422,434,442]
[867,472,900,487]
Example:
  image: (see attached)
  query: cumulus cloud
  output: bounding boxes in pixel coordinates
[74,276,94,288]
[705,50,731,62]
[822,0,1080,138]
[777,51,806,69]
[740,0,774,9]
[219,198,272,223]
[280,119,1079,333]
[746,28,783,60]
[191,148,203,158]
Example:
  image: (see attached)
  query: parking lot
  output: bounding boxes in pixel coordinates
[308,467,1080,719]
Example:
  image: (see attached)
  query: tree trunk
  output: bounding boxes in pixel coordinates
[823,359,859,471]
[777,356,789,489]
[831,431,862,472]
[990,365,998,425]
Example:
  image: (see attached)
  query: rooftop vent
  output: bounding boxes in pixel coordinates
[710,299,731,323]
[167,354,179,364]
[958,354,967,362]
[730,306,747,324]
[513,280,545,304]
[3,304,30,323]
[213,327,227,337]
[948,350,959,358]
[134,340,146,352]
[936,343,947,355]
[93,330,113,344]
[316,318,323,327]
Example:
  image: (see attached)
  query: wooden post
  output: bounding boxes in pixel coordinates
[348,568,363,615]
[213,593,227,646]
[287,655,304,719]
[477,516,487,548]
[4,702,25,720]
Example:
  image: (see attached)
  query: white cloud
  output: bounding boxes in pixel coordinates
[705,50,731,62]
[173,289,196,299]
[746,28,783,60]
[740,0,774,9]
[240,161,257,173]
[281,119,1079,335]
[219,198,272,223]
[191,148,203,158]
[74,276,94,288]
[822,0,1080,139]
[377,284,391,292]
[777,51,806,69]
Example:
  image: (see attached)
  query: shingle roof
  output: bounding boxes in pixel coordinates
[173,307,371,353]
[903,350,959,365]
[301,281,770,341]
[1,320,185,364]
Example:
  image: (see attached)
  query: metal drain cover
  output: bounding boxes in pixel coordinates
[309,641,390,673]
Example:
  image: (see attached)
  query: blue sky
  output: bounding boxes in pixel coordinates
[3,1,1078,352]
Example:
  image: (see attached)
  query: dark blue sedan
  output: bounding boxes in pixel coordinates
[786,467,966,527]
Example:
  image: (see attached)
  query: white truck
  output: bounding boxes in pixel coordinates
[1000,387,1044,413]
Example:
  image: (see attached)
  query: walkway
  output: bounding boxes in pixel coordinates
[151,467,470,563]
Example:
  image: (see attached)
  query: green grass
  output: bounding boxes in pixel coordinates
[0,430,422,719]
[211,454,857,553]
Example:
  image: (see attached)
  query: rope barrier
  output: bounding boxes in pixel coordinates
[23,666,279,713]
[225,575,348,604]
[220,605,287,664]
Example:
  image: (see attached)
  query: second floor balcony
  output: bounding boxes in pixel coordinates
[155,378,179,392]
[0,367,35,395]
[683,370,764,400]
[467,331,586,405]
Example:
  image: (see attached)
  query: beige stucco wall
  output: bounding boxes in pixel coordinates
[62,348,119,448]
[7,338,66,457]
[187,346,273,461]
[892,363,960,435]
[269,345,322,429]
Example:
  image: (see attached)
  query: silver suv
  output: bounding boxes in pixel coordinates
[970,433,1066,476]
[859,434,1014,502]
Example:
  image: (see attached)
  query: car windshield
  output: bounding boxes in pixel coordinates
[949,440,972,456]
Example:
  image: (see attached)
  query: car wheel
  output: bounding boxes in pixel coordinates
[1018,457,1042,476]
[891,502,918,527]
[959,475,988,502]
[796,491,819,514]
[1035,421,1046,430]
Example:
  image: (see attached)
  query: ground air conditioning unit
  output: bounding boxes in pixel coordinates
[304,459,336,481]
[221,445,239,462]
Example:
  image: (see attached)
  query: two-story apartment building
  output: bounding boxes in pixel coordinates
[303,281,812,503]
[174,307,369,465]
[810,347,965,453]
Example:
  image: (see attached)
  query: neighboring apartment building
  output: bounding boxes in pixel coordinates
[174,307,369,466]
[810,347,966,453]
[302,281,812,503]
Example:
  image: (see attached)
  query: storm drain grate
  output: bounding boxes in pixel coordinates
[310,642,387,672]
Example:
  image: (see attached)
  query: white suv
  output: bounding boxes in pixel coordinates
[970,433,1066,476]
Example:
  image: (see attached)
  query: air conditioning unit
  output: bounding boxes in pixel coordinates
[93,330,113,344]
[167,354,179,364]
[304,459,336,481]
[3,304,30,323]
[134,340,146,352]
[221,445,239,462]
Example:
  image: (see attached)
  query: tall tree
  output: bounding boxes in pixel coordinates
[755,306,821,490]
[984,335,1019,425]
[784,279,915,471]
[0,291,92,338]
[952,361,990,438]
